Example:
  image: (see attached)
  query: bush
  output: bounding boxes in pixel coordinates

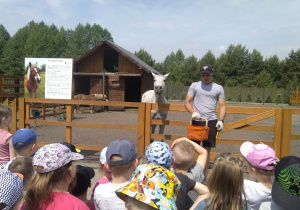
[283,92,290,104]
[236,94,242,102]
[227,95,232,101]
[275,93,282,104]
[265,96,273,103]
[255,96,262,103]
[244,92,252,102]
[171,94,177,100]
[180,92,186,100]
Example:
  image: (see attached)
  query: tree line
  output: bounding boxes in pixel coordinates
[0,21,299,90]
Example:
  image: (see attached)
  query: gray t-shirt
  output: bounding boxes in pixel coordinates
[187,81,225,121]
[186,163,205,202]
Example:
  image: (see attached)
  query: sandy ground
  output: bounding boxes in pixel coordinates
[30,101,300,199]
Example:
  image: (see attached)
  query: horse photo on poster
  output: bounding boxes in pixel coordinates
[24,59,45,98]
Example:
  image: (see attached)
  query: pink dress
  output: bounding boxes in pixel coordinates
[0,129,12,164]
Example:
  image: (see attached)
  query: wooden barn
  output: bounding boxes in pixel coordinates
[73,39,160,110]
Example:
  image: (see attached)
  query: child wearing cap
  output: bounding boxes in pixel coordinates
[240,141,279,210]
[12,128,38,157]
[71,165,96,210]
[94,138,139,210]
[91,147,112,200]
[145,140,209,210]
[0,170,23,210]
[20,143,89,210]
[116,163,181,210]
[0,104,16,169]
[259,155,300,210]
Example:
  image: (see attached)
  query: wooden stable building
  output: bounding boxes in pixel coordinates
[73,39,159,110]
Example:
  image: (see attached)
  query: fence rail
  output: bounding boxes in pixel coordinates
[0,75,24,103]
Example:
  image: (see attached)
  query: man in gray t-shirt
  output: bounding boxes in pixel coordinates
[184,64,226,171]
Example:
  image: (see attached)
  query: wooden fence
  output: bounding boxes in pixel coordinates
[0,75,24,103]
[289,87,299,107]
[3,98,300,159]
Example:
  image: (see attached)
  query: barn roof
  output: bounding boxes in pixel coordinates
[74,39,160,74]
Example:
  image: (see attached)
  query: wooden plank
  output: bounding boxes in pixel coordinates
[222,109,275,132]
[291,109,300,115]
[65,105,72,143]
[18,98,25,129]
[217,138,274,147]
[291,134,300,140]
[274,109,283,158]
[151,103,187,111]
[2,84,24,88]
[219,106,274,115]
[10,98,17,134]
[151,134,186,141]
[281,109,292,158]
[137,103,146,155]
[144,103,152,147]
[25,103,30,129]
[25,119,138,130]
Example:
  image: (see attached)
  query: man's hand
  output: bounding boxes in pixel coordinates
[216,120,223,131]
[192,112,201,120]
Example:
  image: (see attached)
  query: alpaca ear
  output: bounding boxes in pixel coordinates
[151,72,157,78]
[164,73,170,80]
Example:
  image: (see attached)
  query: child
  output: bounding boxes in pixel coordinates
[193,155,251,210]
[259,155,300,210]
[0,170,23,210]
[171,137,207,202]
[8,156,34,201]
[20,143,89,210]
[12,128,38,157]
[71,165,96,210]
[0,104,16,169]
[61,141,81,153]
[138,155,147,165]
[94,138,139,210]
[145,141,209,210]
[116,163,181,210]
[91,147,112,200]
[240,141,279,210]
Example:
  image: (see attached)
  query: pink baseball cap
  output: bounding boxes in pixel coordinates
[240,141,278,170]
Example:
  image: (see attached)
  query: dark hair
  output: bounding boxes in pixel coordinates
[8,157,34,185]
[71,173,90,196]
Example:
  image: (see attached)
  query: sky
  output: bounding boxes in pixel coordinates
[1,0,300,62]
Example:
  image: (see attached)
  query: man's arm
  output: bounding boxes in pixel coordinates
[184,94,195,114]
[218,98,226,121]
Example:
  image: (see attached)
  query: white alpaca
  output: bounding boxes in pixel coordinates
[142,72,169,141]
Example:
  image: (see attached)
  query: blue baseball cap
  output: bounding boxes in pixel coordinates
[106,138,139,165]
[12,128,38,149]
[145,142,173,168]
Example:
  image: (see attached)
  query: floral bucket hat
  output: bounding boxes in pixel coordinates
[116,163,181,210]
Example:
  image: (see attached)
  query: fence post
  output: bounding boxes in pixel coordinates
[144,103,152,149]
[10,98,17,134]
[137,103,146,155]
[296,86,299,107]
[18,98,25,129]
[281,108,292,158]
[65,104,72,143]
[274,108,283,158]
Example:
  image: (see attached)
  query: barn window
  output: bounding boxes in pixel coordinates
[104,50,119,73]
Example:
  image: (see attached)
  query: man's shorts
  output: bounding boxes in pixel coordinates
[191,119,217,148]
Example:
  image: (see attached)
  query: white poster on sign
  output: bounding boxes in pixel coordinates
[45,58,73,99]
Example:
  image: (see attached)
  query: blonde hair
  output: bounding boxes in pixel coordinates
[138,155,147,165]
[205,155,247,210]
[125,196,156,210]
[21,161,73,210]
[244,158,274,182]
[0,103,12,125]
[14,139,37,154]
[172,140,195,171]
